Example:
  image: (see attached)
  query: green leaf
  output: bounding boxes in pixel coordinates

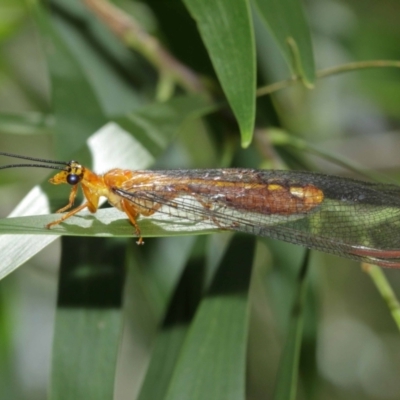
[0,112,54,135]
[272,250,309,400]
[50,309,122,399]
[253,0,315,86]
[182,0,256,146]
[113,94,215,157]
[0,278,14,399]
[31,2,107,158]
[165,235,255,400]
[49,1,145,116]
[50,237,126,400]
[0,208,219,237]
[137,237,206,400]
[113,236,198,396]
[0,0,26,41]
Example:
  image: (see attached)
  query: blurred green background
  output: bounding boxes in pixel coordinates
[1,0,400,399]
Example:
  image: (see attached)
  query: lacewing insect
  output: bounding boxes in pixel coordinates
[1,151,400,268]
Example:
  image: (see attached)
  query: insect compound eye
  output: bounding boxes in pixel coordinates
[67,174,80,185]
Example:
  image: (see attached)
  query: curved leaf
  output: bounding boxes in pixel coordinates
[0,208,219,238]
[50,239,126,400]
[183,0,256,146]
[165,235,255,400]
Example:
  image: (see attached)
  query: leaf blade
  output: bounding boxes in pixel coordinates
[165,235,255,400]
[50,237,126,400]
[183,0,256,146]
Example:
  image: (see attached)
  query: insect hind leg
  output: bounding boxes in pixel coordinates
[121,199,148,245]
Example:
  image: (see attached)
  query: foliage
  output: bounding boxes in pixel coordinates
[1,0,400,399]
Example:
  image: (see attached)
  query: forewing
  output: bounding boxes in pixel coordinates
[114,169,400,267]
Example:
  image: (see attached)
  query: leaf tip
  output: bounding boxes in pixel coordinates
[240,132,253,148]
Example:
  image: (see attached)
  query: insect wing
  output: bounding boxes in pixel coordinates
[113,168,325,228]
[254,172,400,267]
[114,169,400,267]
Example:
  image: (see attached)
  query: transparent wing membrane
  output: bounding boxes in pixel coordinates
[114,169,400,267]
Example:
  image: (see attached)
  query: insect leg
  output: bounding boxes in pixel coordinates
[46,185,101,229]
[191,195,233,230]
[46,202,91,229]
[121,199,145,245]
[56,184,79,213]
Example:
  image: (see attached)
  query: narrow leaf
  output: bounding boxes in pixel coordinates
[165,235,255,400]
[183,0,256,146]
[273,251,310,400]
[50,237,126,400]
[138,237,206,400]
[0,112,54,135]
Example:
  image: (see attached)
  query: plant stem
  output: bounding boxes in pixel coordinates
[83,0,205,94]
[362,263,400,332]
[256,60,400,97]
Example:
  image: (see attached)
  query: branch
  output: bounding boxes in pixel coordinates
[83,0,205,94]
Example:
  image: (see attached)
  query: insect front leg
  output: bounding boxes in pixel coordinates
[46,185,100,229]
[56,184,79,213]
[46,202,92,229]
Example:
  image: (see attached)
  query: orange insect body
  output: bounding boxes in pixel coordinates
[48,163,149,243]
[47,162,324,245]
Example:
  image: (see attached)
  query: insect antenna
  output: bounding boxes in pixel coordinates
[0,151,68,171]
